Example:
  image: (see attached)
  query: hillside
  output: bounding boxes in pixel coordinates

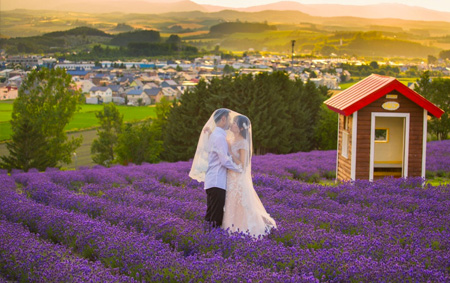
[232,1,450,22]
[1,9,449,58]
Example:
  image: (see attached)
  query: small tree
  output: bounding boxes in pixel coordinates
[417,71,450,140]
[91,103,123,166]
[166,34,181,44]
[151,97,172,141]
[115,121,163,165]
[314,104,338,150]
[0,68,83,172]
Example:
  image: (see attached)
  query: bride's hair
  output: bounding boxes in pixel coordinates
[235,115,250,139]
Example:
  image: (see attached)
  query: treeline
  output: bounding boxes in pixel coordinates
[210,21,277,34]
[74,42,198,61]
[109,30,161,46]
[162,71,335,162]
[44,26,111,37]
[1,27,198,58]
[0,27,112,54]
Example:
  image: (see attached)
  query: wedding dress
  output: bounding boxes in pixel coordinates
[222,138,277,238]
[189,109,276,238]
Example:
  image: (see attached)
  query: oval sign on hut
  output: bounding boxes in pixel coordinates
[382,101,400,111]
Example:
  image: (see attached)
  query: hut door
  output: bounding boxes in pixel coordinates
[370,113,410,180]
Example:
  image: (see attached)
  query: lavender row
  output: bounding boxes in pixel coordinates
[0,187,320,282]
[12,167,450,264]
[0,219,136,282]
[0,187,192,281]
[14,172,450,281]
[426,139,450,173]
[19,179,204,249]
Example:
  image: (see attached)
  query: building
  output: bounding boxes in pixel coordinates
[89,86,113,104]
[324,74,444,181]
[6,56,41,67]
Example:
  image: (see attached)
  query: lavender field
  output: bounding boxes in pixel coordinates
[0,140,449,282]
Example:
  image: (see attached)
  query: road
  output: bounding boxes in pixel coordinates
[0,129,98,170]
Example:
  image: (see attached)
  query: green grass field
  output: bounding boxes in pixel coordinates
[0,102,156,141]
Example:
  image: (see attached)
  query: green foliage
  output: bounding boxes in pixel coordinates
[115,121,163,165]
[2,27,112,55]
[44,26,111,37]
[343,35,438,58]
[111,23,134,32]
[91,103,123,167]
[152,97,172,140]
[166,34,181,44]
[314,104,338,150]
[416,71,450,140]
[162,72,326,162]
[0,68,83,172]
[162,79,212,162]
[109,30,161,46]
[210,21,277,35]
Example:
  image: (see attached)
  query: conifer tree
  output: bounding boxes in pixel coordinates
[161,72,327,162]
[417,71,450,140]
[162,79,213,161]
[0,68,83,172]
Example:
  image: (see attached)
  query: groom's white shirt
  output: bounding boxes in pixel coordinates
[205,127,242,190]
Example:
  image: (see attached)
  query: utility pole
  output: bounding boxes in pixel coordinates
[291,40,296,68]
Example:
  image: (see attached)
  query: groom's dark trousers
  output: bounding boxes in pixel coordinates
[205,187,226,228]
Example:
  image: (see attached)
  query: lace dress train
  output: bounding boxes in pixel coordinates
[222,140,276,238]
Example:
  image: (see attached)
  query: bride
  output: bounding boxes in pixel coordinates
[189,109,276,238]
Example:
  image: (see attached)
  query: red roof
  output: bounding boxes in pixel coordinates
[324,74,444,118]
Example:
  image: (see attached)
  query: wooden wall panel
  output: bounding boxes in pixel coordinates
[355,92,424,179]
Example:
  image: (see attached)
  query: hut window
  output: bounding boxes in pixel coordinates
[344,115,349,130]
[342,131,349,158]
[375,128,389,142]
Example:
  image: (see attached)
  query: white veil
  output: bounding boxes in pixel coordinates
[189,109,252,182]
[189,108,276,236]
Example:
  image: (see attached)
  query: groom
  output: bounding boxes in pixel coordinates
[204,109,242,229]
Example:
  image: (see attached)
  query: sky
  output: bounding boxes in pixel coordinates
[191,0,450,12]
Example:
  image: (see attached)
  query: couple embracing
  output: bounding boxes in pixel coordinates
[189,109,276,238]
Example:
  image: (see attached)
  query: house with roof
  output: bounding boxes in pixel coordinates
[144,88,164,104]
[89,86,113,103]
[92,73,110,86]
[126,87,151,106]
[129,79,144,88]
[324,74,444,181]
[0,84,18,100]
[160,80,178,89]
[143,82,160,90]
[161,86,180,101]
[107,85,125,98]
[77,80,96,94]
[7,76,23,89]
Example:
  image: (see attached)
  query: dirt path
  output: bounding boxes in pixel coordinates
[0,129,98,170]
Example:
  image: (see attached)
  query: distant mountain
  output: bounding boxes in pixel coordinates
[0,0,207,13]
[206,1,450,22]
[1,0,449,22]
